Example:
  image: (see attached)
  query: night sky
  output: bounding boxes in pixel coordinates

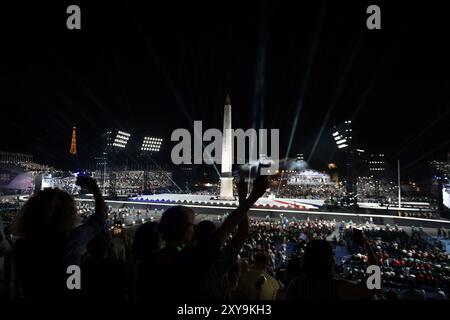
[1,1,449,180]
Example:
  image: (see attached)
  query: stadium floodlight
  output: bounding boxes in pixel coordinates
[338,144,348,149]
[336,139,347,145]
[141,136,163,152]
[332,131,339,137]
[110,130,131,149]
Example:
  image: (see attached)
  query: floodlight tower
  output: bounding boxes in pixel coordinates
[102,129,131,196]
[141,137,163,153]
[140,136,163,194]
[332,120,357,206]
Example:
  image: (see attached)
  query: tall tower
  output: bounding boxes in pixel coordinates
[219,95,234,199]
[69,126,77,155]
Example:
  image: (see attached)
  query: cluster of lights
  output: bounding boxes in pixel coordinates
[369,161,385,164]
[333,131,348,149]
[111,131,131,149]
[142,137,163,152]
[369,168,385,171]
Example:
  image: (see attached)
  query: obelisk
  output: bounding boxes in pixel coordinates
[219,94,234,199]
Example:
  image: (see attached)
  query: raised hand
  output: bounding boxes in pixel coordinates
[237,175,248,205]
[249,175,269,199]
[76,175,107,217]
[76,175,100,193]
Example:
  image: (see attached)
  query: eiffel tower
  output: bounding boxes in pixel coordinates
[69,126,77,155]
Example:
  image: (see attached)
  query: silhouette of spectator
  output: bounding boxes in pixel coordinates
[132,221,160,260]
[237,252,280,300]
[137,176,269,300]
[193,177,253,299]
[286,239,376,300]
[129,221,161,299]
[81,230,127,299]
[12,176,107,299]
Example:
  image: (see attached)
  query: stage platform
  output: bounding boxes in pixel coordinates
[128,193,323,210]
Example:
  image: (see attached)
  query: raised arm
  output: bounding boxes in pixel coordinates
[224,177,251,256]
[76,176,108,219]
[69,176,108,247]
[214,176,268,246]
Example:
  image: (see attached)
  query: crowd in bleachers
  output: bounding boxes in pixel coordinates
[95,170,175,195]
[76,202,163,227]
[277,184,345,200]
[356,177,397,201]
[0,161,54,174]
[340,225,450,299]
[42,175,79,195]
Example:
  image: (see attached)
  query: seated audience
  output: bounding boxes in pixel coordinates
[237,252,280,300]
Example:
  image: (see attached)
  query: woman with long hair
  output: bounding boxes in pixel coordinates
[12,176,107,299]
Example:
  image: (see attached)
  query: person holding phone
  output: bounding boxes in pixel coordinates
[12,175,107,299]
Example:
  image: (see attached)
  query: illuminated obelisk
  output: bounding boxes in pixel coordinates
[219,95,234,199]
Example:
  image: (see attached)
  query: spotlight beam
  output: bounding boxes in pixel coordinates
[285,0,326,160]
[387,107,450,162]
[398,137,450,173]
[308,38,361,163]
[277,1,327,196]
[145,154,184,193]
[144,40,221,178]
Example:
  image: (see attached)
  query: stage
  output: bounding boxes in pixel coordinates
[128,193,323,210]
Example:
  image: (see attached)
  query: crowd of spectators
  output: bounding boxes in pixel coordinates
[0,176,449,301]
[277,184,345,200]
[400,211,440,219]
[95,170,175,196]
[340,225,450,299]
[0,161,54,174]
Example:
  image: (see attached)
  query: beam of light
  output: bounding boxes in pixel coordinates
[49,56,123,134]
[145,154,183,193]
[350,77,374,125]
[143,41,221,179]
[41,94,108,167]
[326,148,337,165]
[252,0,268,131]
[81,85,124,130]
[277,1,327,196]
[307,37,362,164]
[387,106,450,163]
[248,0,269,190]
[398,137,450,173]
[45,64,128,166]
[126,11,221,178]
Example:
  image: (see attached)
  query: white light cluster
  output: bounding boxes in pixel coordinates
[141,137,162,152]
[333,130,349,149]
[113,131,131,148]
